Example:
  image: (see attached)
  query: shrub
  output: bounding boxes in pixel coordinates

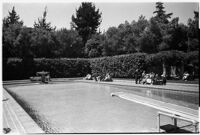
[3,58,23,80]
[145,50,186,75]
[34,58,91,78]
[3,51,198,80]
[3,58,91,80]
[90,53,147,78]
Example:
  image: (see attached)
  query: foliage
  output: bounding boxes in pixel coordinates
[85,34,103,58]
[34,58,91,78]
[3,6,23,28]
[153,2,173,24]
[3,50,199,80]
[160,18,188,52]
[4,58,91,80]
[90,53,147,78]
[34,7,55,31]
[31,28,60,58]
[71,2,102,46]
[3,23,23,58]
[185,51,199,64]
[55,28,84,58]
[3,6,23,58]
[3,3,199,59]
[2,3,199,80]
[137,29,158,53]
[14,27,34,58]
[187,11,199,52]
[3,58,23,80]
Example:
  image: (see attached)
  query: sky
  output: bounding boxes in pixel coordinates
[2,2,199,31]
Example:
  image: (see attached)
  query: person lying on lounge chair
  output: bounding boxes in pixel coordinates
[84,74,92,80]
[103,73,113,82]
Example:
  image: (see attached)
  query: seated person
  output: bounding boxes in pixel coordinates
[97,75,104,82]
[144,74,152,84]
[84,74,92,80]
[152,74,158,84]
[139,71,146,83]
[146,78,152,84]
[103,73,113,82]
[153,74,164,85]
[141,74,149,84]
[149,72,155,85]
[45,74,51,82]
[182,72,189,81]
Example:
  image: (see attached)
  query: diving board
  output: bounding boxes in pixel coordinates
[111,92,199,132]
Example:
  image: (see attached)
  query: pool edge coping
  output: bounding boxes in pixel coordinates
[3,88,45,134]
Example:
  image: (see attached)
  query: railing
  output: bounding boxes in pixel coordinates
[158,111,199,133]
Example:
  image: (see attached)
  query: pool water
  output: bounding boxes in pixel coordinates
[5,82,198,133]
[101,83,199,110]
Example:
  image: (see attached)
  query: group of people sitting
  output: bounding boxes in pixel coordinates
[135,70,166,85]
[84,73,113,82]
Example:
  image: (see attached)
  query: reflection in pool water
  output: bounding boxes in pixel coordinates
[103,83,199,110]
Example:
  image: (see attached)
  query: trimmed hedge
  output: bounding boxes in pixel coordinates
[3,58,23,80]
[90,53,147,78]
[3,51,199,80]
[34,58,91,78]
[3,58,91,80]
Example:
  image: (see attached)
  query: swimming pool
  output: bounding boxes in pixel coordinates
[4,81,199,133]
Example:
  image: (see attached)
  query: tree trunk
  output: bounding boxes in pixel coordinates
[170,66,177,77]
[162,62,166,77]
[180,61,184,78]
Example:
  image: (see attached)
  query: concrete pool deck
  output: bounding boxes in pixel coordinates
[3,78,199,92]
[3,88,44,134]
[2,78,199,134]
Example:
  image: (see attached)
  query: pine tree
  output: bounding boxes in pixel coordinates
[34,7,55,31]
[3,7,23,27]
[3,6,23,58]
[153,2,173,24]
[71,2,102,47]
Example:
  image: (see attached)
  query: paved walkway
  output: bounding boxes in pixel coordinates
[2,89,44,134]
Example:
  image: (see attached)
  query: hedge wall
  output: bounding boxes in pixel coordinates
[3,51,199,80]
[3,58,91,80]
[3,58,23,80]
[90,53,147,78]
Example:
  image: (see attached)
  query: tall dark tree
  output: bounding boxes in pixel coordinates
[71,2,102,48]
[138,29,158,53]
[15,27,34,58]
[153,2,173,24]
[55,28,84,58]
[34,7,55,31]
[31,28,60,58]
[3,6,23,27]
[150,2,173,53]
[160,18,188,52]
[3,6,23,58]
[187,11,199,52]
[85,34,104,58]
